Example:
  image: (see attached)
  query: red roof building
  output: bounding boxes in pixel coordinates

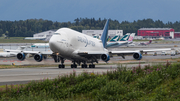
[174,32,180,38]
[137,28,174,38]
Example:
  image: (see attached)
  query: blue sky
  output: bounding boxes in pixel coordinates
[0,0,180,23]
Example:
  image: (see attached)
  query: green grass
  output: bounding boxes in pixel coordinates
[0,37,47,43]
[0,64,58,69]
[0,61,180,100]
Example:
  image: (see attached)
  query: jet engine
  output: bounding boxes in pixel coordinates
[34,54,43,62]
[101,54,110,62]
[17,52,26,61]
[133,52,142,60]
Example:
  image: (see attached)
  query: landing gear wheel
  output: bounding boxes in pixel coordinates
[71,64,77,68]
[89,64,95,68]
[58,57,65,68]
[82,64,87,68]
[59,65,65,68]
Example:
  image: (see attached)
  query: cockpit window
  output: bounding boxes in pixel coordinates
[54,33,61,35]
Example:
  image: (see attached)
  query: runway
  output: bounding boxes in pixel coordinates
[0,63,151,85]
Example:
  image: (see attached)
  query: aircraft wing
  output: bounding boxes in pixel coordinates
[76,51,107,55]
[5,49,21,53]
[109,48,171,55]
[19,51,52,55]
[5,49,52,55]
[109,50,140,55]
[141,48,171,52]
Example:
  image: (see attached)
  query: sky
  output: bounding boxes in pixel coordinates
[0,0,180,23]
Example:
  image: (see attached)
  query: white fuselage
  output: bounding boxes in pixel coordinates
[49,28,106,61]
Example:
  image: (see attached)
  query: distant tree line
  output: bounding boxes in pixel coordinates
[0,18,180,37]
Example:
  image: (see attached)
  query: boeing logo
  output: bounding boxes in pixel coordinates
[77,36,95,47]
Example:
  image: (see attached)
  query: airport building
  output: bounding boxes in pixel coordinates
[137,28,175,39]
[174,32,180,38]
[82,30,123,38]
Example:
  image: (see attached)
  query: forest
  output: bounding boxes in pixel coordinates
[0,18,180,37]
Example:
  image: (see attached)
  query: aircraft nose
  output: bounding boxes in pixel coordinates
[49,35,58,51]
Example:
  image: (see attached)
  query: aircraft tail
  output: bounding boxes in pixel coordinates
[100,19,109,48]
[128,33,135,42]
[109,35,120,42]
[119,33,130,41]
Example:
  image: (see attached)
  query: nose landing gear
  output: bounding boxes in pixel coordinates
[58,57,65,68]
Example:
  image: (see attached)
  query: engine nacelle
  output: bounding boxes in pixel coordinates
[34,54,43,62]
[17,52,26,61]
[101,54,110,62]
[133,52,142,60]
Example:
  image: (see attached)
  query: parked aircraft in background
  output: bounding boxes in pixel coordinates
[126,33,136,47]
[31,43,49,48]
[106,33,130,48]
[158,37,164,40]
[109,35,121,42]
[127,33,135,43]
[138,40,152,46]
[126,43,135,47]
[24,35,46,40]
[6,19,171,68]
[106,33,136,48]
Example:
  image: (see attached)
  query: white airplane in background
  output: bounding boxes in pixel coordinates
[108,35,121,42]
[7,19,171,68]
[24,35,46,40]
[127,33,135,43]
[106,33,136,48]
[138,40,152,46]
[31,43,49,48]
[126,33,136,47]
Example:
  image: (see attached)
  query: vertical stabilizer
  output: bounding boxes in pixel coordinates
[109,35,120,42]
[119,33,130,41]
[128,33,135,42]
[100,19,109,48]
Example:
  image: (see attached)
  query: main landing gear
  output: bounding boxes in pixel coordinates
[71,61,77,68]
[89,63,95,68]
[58,57,65,68]
[53,56,96,69]
[81,62,87,68]
[81,62,95,68]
